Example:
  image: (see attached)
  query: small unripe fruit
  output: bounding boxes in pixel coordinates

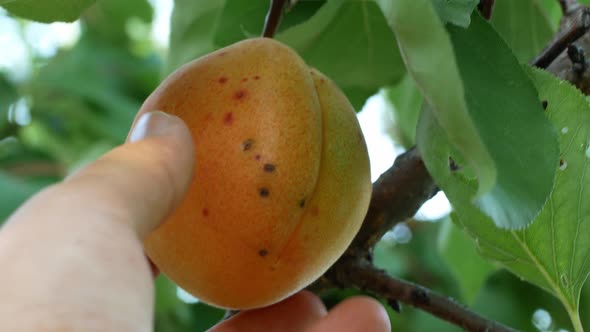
[137,38,371,309]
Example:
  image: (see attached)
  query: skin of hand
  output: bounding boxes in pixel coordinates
[0,111,391,332]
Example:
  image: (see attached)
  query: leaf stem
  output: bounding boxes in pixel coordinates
[567,307,585,332]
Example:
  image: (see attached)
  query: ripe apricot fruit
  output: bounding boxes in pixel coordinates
[137,38,371,309]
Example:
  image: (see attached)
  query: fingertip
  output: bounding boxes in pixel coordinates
[288,290,328,317]
[306,296,391,332]
[343,296,391,332]
[209,291,326,332]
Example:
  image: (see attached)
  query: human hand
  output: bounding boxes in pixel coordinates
[0,111,391,332]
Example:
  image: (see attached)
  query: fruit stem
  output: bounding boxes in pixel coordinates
[262,0,289,38]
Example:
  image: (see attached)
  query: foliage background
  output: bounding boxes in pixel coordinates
[1,0,589,331]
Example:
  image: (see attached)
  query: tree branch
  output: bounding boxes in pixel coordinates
[262,0,289,38]
[348,147,438,256]
[324,258,518,332]
[559,0,581,15]
[541,3,590,93]
[531,6,590,68]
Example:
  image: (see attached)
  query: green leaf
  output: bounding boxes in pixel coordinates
[439,14,558,229]
[384,75,423,148]
[438,218,496,304]
[429,67,590,330]
[490,0,555,63]
[377,0,496,196]
[1,0,96,23]
[83,0,153,45]
[166,0,226,74]
[30,35,157,142]
[430,0,479,27]
[212,0,267,46]
[17,29,159,167]
[277,0,405,109]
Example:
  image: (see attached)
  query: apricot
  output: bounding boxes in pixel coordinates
[137,38,371,309]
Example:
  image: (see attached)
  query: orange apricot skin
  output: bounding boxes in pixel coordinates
[137,38,371,309]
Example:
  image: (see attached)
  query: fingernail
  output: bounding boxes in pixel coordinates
[129,111,181,142]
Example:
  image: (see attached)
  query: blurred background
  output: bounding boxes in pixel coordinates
[0,1,588,331]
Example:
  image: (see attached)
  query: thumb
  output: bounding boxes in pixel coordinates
[61,110,195,238]
[0,111,193,332]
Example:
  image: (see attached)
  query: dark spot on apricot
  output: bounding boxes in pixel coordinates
[258,249,268,257]
[311,206,319,216]
[218,51,228,56]
[254,75,260,80]
[263,163,276,172]
[242,77,248,82]
[298,199,306,208]
[234,90,247,100]
[542,100,548,110]
[218,77,227,84]
[202,208,209,217]
[242,139,254,151]
[259,187,270,197]
[255,154,261,161]
[224,112,234,125]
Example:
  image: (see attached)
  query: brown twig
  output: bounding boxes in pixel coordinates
[542,3,590,93]
[349,147,438,255]
[567,44,587,74]
[323,258,518,332]
[531,6,590,68]
[262,0,288,38]
[559,0,581,15]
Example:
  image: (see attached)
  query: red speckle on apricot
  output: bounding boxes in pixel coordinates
[234,90,247,100]
[223,112,234,125]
